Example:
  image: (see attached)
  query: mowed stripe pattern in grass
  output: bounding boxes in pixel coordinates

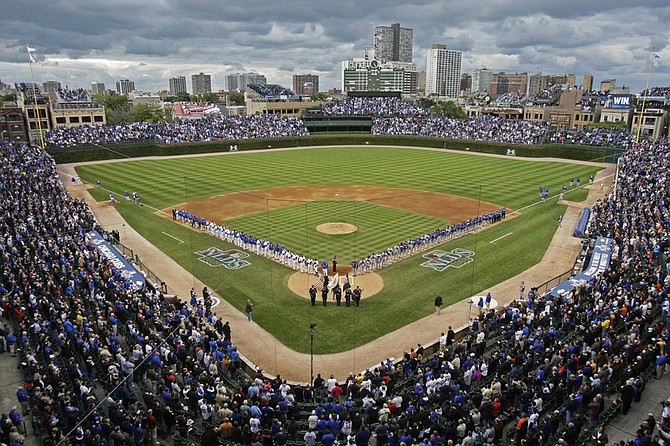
[78,147,599,213]
[75,146,603,353]
[226,200,450,261]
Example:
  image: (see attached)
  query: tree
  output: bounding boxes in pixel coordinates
[2,93,16,102]
[176,92,191,102]
[417,98,436,109]
[310,92,328,101]
[228,92,245,106]
[131,103,165,123]
[106,108,132,125]
[588,120,629,131]
[431,101,467,119]
[92,93,131,125]
[93,93,129,112]
[199,93,221,104]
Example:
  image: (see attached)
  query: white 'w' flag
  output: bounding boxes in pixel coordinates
[653,53,661,67]
[26,45,37,63]
[328,273,339,291]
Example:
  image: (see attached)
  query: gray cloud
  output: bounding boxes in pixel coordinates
[0,0,668,93]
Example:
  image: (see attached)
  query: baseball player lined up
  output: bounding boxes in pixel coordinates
[172,206,507,278]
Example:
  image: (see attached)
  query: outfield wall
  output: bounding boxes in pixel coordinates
[47,134,622,164]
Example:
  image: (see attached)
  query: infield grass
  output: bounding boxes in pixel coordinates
[226,200,450,261]
[76,146,602,353]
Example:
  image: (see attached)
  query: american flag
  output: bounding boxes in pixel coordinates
[314,276,324,291]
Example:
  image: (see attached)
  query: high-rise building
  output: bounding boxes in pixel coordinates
[91,82,106,95]
[425,44,462,98]
[460,74,472,94]
[42,80,61,93]
[169,76,188,95]
[225,73,267,92]
[471,67,493,93]
[191,73,212,95]
[374,23,413,63]
[490,72,528,95]
[292,74,319,95]
[115,79,135,95]
[583,74,594,91]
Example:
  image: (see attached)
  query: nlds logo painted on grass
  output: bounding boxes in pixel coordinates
[195,247,251,269]
[420,248,475,272]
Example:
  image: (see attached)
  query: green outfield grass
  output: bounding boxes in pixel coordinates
[76,146,603,353]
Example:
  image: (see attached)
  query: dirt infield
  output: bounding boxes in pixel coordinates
[166,185,502,224]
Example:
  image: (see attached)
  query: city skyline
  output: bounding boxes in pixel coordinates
[0,1,668,94]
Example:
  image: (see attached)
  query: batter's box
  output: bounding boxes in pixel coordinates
[420,248,475,272]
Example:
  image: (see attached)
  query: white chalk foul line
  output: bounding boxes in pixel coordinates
[161,232,184,243]
[490,232,513,244]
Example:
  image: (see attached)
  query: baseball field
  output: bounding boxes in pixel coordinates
[74,146,602,354]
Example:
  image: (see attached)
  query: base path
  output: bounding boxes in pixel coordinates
[167,185,501,224]
[57,148,615,383]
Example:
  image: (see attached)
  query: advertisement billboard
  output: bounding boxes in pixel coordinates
[603,94,632,109]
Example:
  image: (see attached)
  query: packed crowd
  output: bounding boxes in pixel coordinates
[15,83,46,103]
[56,88,90,103]
[322,98,428,117]
[44,115,309,146]
[576,93,607,110]
[0,141,246,446]
[172,208,507,278]
[372,115,549,145]
[532,84,565,102]
[0,132,668,446]
[549,127,634,147]
[298,137,670,446]
[640,87,670,97]
[247,84,297,99]
[494,93,528,108]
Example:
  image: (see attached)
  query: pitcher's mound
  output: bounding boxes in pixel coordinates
[288,272,384,300]
[316,222,358,235]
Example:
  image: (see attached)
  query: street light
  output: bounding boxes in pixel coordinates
[310,323,316,386]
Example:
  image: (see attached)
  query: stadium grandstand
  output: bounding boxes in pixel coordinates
[15,82,47,104]
[44,114,308,146]
[55,87,91,103]
[529,84,565,105]
[0,131,668,446]
[246,83,300,101]
[321,97,428,117]
[43,98,644,148]
[493,92,528,108]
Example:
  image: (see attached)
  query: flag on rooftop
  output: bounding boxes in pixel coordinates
[26,45,37,63]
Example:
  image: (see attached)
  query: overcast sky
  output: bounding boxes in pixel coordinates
[1,0,668,94]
